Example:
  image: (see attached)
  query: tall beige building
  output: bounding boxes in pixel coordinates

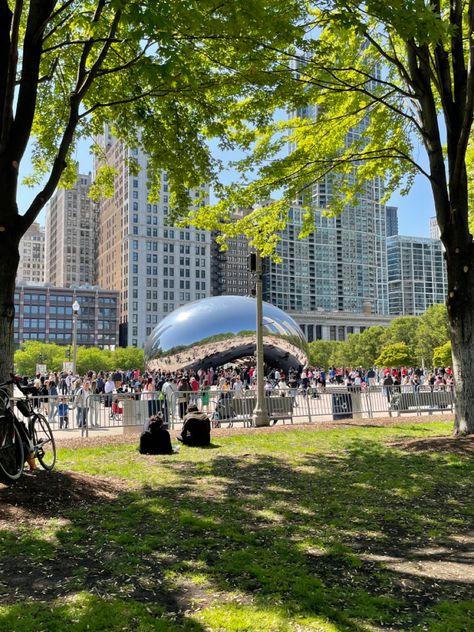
[95,126,211,348]
[17,222,46,284]
[45,172,98,287]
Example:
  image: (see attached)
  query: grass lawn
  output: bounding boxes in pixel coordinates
[0,420,473,631]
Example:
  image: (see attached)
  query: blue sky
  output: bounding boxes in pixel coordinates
[390,175,434,237]
[19,140,434,238]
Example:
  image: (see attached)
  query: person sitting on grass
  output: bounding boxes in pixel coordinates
[139,414,173,455]
[177,403,211,447]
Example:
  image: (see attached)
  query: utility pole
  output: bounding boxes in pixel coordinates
[252,251,270,427]
[72,300,80,375]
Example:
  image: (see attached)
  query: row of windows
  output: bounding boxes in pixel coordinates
[16,332,115,342]
[15,293,116,305]
[16,305,117,317]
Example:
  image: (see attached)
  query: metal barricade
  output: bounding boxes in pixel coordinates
[13,383,454,437]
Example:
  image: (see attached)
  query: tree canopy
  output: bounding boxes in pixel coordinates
[189,1,474,252]
[3,0,307,225]
[14,342,143,376]
[306,307,449,370]
[375,342,416,370]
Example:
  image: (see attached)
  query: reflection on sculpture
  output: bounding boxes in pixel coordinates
[145,296,308,373]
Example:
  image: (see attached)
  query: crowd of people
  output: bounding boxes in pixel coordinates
[18,362,454,434]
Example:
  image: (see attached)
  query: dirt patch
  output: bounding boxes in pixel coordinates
[387,434,474,456]
[0,469,133,528]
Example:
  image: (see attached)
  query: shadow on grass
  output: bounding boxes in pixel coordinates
[0,438,473,631]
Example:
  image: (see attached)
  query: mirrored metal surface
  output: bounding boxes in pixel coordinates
[145,295,308,373]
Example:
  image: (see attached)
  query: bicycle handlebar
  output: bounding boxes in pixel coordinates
[0,374,29,395]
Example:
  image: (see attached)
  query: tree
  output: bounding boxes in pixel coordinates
[433,341,452,369]
[375,343,416,369]
[307,340,341,368]
[341,326,386,368]
[112,346,144,372]
[0,1,306,381]
[415,304,449,369]
[193,2,474,434]
[76,347,112,375]
[383,316,420,360]
[14,340,66,375]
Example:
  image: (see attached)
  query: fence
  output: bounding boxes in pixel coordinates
[11,384,455,436]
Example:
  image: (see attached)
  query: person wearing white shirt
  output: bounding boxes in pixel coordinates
[232,376,243,394]
[104,376,115,408]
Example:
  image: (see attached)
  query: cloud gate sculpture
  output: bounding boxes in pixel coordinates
[145,295,308,373]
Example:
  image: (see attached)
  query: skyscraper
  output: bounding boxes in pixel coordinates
[95,127,211,347]
[211,209,252,297]
[45,171,98,287]
[17,222,46,284]
[386,205,399,237]
[387,235,447,315]
[429,216,441,239]
[265,99,390,340]
[263,199,391,341]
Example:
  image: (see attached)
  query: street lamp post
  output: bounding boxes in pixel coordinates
[72,300,80,375]
[252,251,270,427]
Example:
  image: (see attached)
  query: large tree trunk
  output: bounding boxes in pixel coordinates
[445,236,474,436]
[0,234,19,382]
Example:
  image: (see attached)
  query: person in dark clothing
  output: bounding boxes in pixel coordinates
[382,373,394,402]
[177,404,211,447]
[139,414,173,455]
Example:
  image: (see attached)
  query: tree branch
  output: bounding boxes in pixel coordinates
[43,37,122,54]
[429,0,454,123]
[0,0,13,148]
[20,4,124,231]
[0,0,22,147]
[9,0,56,162]
[452,0,474,188]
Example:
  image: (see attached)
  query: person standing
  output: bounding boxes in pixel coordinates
[177,375,191,420]
[73,380,91,429]
[161,375,177,425]
[89,380,101,427]
[104,375,115,409]
[141,376,157,417]
[47,380,59,424]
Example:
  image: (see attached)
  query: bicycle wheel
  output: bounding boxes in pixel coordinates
[0,419,25,481]
[31,413,56,470]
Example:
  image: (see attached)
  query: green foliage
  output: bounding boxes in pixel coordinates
[383,316,420,352]
[13,0,308,223]
[340,326,386,368]
[316,308,451,369]
[14,341,67,375]
[76,347,113,375]
[375,342,416,368]
[14,342,143,375]
[307,340,341,368]
[433,341,452,369]
[415,304,449,367]
[112,346,144,371]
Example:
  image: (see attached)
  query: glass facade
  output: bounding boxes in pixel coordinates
[264,201,389,316]
[387,236,447,315]
[14,286,119,348]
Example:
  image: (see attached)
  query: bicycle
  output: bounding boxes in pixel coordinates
[0,380,25,481]
[0,376,56,482]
